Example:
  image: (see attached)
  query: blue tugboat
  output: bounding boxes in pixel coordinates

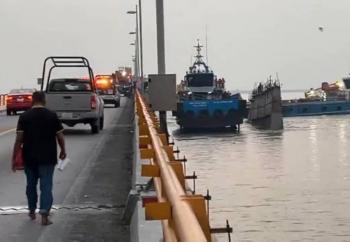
[174,41,246,130]
[282,78,350,117]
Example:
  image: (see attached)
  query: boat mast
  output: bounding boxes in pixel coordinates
[206,25,208,65]
[194,39,204,64]
[192,39,209,72]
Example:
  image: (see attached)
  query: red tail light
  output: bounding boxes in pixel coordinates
[25,95,32,101]
[91,95,97,109]
[6,96,13,102]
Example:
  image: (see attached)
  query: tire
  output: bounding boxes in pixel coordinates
[6,110,11,116]
[91,118,100,134]
[114,101,120,108]
[100,116,104,130]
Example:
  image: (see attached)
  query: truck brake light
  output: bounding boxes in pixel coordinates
[91,95,97,109]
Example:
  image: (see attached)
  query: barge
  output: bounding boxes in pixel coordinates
[248,77,283,129]
[282,78,350,117]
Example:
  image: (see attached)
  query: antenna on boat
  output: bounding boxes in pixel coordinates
[206,24,209,65]
[194,39,204,62]
[192,39,209,73]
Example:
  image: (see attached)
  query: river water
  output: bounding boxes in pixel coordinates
[167,92,350,242]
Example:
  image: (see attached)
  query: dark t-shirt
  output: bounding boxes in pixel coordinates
[17,107,64,166]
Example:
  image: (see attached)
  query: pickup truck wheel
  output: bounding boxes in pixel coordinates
[100,116,104,130]
[91,119,100,134]
[114,101,120,108]
[6,110,11,116]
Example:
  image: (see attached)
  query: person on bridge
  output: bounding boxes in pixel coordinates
[11,91,66,226]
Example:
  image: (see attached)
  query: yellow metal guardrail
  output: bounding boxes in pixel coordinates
[136,90,211,242]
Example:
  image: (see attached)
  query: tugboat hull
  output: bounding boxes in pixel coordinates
[176,99,246,129]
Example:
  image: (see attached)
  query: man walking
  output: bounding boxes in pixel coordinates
[12,91,66,225]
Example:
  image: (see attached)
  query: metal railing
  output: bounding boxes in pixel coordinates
[135,90,211,242]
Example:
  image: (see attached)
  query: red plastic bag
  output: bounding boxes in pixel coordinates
[14,147,24,170]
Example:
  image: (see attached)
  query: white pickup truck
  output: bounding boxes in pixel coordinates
[40,57,104,134]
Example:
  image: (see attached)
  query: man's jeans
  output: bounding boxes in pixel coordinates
[24,165,55,215]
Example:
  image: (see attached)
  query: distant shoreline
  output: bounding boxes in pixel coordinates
[236,89,305,93]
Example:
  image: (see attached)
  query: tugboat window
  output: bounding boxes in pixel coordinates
[187,74,214,87]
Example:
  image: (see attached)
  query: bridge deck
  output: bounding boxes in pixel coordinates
[0,97,133,241]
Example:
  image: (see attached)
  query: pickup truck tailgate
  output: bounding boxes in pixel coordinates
[46,93,92,111]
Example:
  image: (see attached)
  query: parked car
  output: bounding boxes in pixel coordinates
[6,88,36,115]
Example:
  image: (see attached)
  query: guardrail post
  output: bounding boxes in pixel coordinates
[169,161,185,189]
[182,195,211,241]
[145,202,171,220]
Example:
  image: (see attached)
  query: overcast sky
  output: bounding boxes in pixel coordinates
[1,0,350,93]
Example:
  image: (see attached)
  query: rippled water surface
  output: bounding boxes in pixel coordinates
[168,111,350,242]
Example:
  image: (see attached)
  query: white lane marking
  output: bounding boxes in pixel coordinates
[0,128,16,137]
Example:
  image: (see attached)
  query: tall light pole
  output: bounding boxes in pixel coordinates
[156,0,168,137]
[130,43,137,77]
[127,6,140,78]
[138,0,144,80]
[129,32,138,78]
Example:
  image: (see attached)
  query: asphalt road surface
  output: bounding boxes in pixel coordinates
[0,97,133,241]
